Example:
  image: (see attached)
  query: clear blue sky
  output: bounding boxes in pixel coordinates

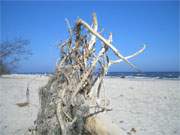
[1,1,179,73]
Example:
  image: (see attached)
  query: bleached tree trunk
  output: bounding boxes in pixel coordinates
[26,13,145,135]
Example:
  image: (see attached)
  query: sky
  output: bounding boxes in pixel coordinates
[1,0,179,73]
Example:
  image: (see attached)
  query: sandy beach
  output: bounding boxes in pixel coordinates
[0,75,179,135]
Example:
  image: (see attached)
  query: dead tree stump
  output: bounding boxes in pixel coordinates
[27,13,145,135]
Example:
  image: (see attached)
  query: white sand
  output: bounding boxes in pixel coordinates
[0,75,49,135]
[0,75,179,135]
[104,77,180,135]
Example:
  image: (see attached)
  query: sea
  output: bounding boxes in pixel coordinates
[106,72,180,80]
[16,72,180,80]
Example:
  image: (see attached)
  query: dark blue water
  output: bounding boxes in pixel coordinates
[17,71,180,80]
[107,72,180,79]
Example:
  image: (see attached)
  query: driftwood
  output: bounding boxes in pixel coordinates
[16,86,30,107]
[27,13,145,135]
[16,77,36,107]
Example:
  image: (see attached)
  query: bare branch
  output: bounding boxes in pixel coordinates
[110,44,146,65]
[77,18,139,71]
[88,12,98,50]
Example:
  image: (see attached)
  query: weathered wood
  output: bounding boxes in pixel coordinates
[77,18,139,71]
[27,13,145,135]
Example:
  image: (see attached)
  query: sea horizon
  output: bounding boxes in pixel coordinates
[6,71,180,80]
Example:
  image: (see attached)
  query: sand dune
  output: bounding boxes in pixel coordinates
[0,75,179,135]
